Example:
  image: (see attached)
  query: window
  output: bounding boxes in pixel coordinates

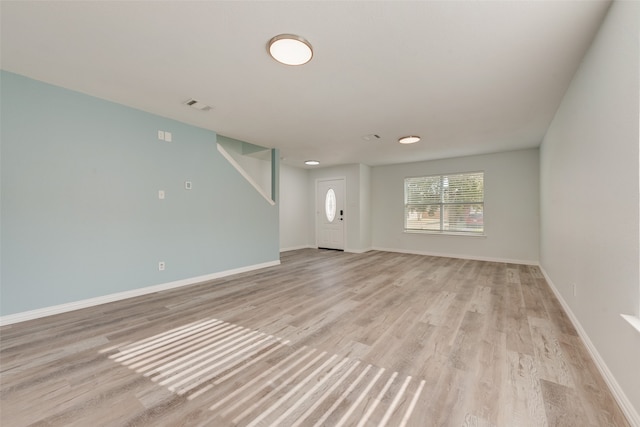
[404,172,484,234]
[325,188,337,222]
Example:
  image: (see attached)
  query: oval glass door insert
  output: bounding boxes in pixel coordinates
[325,188,337,222]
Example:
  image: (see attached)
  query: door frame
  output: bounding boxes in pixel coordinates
[315,177,347,250]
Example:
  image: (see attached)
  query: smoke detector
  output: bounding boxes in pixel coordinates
[183,98,212,111]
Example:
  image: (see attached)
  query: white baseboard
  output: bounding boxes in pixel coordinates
[280,245,314,252]
[371,246,539,266]
[280,246,373,254]
[539,266,640,427]
[0,260,280,327]
[345,247,373,254]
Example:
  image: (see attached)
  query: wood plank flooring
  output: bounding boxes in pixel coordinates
[0,249,630,426]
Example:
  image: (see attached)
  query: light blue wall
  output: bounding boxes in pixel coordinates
[0,71,279,316]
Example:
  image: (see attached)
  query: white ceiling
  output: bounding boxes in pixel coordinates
[1,1,611,168]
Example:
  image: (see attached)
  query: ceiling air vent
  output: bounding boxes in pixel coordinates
[183,98,212,111]
[362,134,381,141]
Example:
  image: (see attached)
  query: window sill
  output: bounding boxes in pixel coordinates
[621,314,640,334]
[404,230,486,238]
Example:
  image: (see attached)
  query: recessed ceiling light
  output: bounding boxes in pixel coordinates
[268,34,313,66]
[304,160,320,166]
[398,135,421,144]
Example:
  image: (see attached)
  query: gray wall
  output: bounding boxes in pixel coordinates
[279,164,310,251]
[540,0,640,419]
[1,71,279,316]
[359,164,372,250]
[280,150,538,264]
[371,149,540,264]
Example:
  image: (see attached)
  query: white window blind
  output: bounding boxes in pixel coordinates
[404,172,484,234]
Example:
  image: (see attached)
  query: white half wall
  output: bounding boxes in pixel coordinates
[539,0,640,422]
[371,149,540,264]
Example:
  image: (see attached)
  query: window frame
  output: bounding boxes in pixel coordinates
[403,171,485,236]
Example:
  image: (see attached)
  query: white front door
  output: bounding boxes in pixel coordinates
[317,178,345,250]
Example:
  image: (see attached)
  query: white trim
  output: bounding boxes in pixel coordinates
[280,246,372,254]
[621,314,640,335]
[0,260,280,326]
[403,230,486,238]
[280,245,314,252]
[217,143,275,206]
[540,267,640,427]
[345,247,373,254]
[371,246,538,266]
[281,246,372,254]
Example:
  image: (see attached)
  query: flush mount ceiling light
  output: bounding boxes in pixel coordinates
[268,34,313,66]
[398,135,421,144]
[304,160,320,166]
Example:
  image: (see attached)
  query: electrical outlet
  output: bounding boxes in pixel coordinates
[158,261,165,271]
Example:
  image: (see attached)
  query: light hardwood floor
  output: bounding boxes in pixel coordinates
[0,249,630,426]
